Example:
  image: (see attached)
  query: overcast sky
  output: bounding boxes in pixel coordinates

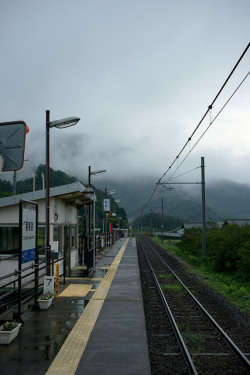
[0,1,249,190]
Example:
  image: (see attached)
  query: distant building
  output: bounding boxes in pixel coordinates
[181,222,217,230]
[224,219,250,226]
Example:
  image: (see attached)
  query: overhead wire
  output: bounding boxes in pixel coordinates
[165,166,201,182]
[142,43,250,208]
[159,43,250,184]
[170,71,250,179]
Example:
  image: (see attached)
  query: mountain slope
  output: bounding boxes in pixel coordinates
[94,177,250,221]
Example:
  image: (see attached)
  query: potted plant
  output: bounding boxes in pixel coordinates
[0,321,22,344]
[37,291,54,310]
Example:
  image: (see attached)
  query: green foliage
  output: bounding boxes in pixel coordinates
[0,180,12,197]
[179,224,250,281]
[161,284,184,292]
[152,238,250,315]
[0,164,128,232]
[87,185,128,231]
[17,164,77,193]
[2,321,18,331]
[236,241,250,281]
[39,291,53,300]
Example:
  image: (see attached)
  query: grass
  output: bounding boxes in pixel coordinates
[157,273,173,279]
[152,236,250,316]
[160,284,184,293]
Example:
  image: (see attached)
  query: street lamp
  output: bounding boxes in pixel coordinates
[106,189,116,246]
[88,166,106,187]
[46,110,80,276]
[87,166,106,274]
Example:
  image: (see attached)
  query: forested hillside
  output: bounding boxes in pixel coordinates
[94,177,250,221]
[0,165,128,228]
[2,167,250,224]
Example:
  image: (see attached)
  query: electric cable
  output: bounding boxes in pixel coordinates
[164,166,201,183]
[159,43,249,184]
[168,71,249,181]
[142,43,249,208]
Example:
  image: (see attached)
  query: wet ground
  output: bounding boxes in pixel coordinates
[0,247,115,375]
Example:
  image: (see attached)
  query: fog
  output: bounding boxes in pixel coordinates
[1,1,249,193]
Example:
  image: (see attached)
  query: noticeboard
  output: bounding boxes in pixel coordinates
[19,200,38,264]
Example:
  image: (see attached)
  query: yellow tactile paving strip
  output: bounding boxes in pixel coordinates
[62,277,103,282]
[59,284,93,297]
[46,238,129,375]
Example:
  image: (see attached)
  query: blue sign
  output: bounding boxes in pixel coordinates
[22,208,36,263]
[22,248,36,263]
[103,199,110,212]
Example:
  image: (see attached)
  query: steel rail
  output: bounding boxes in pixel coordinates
[140,239,198,375]
[145,237,250,371]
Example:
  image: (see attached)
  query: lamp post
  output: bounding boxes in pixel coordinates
[88,166,106,187]
[107,189,115,246]
[88,166,106,272]
[46,110,80,276]
[113,199,120,242]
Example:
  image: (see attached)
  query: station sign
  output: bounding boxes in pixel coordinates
[103,199,110,212]
[21,207,36,263]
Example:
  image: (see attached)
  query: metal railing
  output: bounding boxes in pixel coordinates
[0,247,65,322]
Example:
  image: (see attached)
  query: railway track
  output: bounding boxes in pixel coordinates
[137,235,250,375]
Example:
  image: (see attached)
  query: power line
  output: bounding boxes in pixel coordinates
[171,71,249,177]
[159,43,249,184]
[142,43,249,208]
[166,166,201,182]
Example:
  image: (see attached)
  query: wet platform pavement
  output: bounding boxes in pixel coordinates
[0,237,151,375]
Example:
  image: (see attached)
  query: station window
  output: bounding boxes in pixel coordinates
[0,226,19,254]
[38,227,45,253]
[0,226,45,255]
[53,226,62,252]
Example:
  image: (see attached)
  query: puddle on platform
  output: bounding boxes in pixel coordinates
[94,268,108,278]
[64,299,89,317]
[1,299,91,374]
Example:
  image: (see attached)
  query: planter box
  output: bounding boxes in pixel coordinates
[0,323,21,344]
[38,297,54,310]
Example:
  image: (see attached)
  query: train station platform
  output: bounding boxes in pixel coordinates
[46,236,151,375]
[0,237,151,374]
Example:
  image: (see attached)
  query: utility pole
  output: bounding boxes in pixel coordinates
[105,188,107,247]
[88,166,91,253]
[161,197,163,244]
[157,157,206,261]
[201,157,206,262]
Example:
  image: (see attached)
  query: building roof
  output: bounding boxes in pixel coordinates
[181,222,217,229]
[224,219,250,226]
[0,181,94,208]
[181,222,202,229]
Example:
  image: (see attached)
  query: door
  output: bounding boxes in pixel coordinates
[64,226,70,277]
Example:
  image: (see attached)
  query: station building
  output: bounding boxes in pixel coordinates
[0,181,94,283]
